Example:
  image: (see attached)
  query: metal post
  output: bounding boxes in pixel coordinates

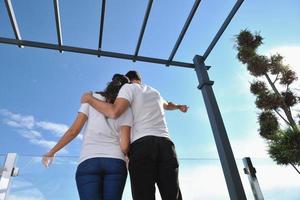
[0,153,19,200]
[133,0,153,61]
[202,0,244,61]
[98,0,106,53]
[243,157,264,200]
[167,0,201,65]
[4,0,23,48]
[53,0,63,53]
[193,55,247,200]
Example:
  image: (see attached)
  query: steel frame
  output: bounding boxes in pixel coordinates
[0,153,19,200]
[1,0,247,199]
[53,0,63,52]
[4,0,22,47]
[98,0,106,52]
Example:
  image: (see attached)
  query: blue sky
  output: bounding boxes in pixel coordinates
[1,0,300,199]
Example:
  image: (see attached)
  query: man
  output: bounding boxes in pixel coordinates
[81,71,188,200]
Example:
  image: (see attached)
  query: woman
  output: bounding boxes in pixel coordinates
[42,74,132,200]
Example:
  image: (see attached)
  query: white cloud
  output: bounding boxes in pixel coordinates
[266,46,300,118]
[175,161,300,200]
[0,109,35,129]
[36,121,69,137]
[19,130,42,140]
[235,67,254,95]
[193,107,209,123]
[3,119,24,128]
[9,180,46,200]
[29,139,68,154]
[254,164,300,190]
[190,125,300,199]
[29,139,56,149]
[267,46,300,77]
[140,145,299,199]
[0,109,70,138]
[236,45,300,96]
[266,46,300,94]
[205,127,269,159]
[179,164,229,200]
[0,109,72,153]
[231,134,269,159]
[233,46,300,131]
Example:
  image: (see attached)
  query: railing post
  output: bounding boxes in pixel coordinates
[193,55,247,200]
[243,157,264,200]
[0,153,19,200]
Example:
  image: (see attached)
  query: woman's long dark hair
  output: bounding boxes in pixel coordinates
[97,74,129,103]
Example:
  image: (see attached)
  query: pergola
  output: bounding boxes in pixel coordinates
[1,0,247,199]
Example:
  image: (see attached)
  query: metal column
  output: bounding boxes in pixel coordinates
[0,153,19,200]
[193,55,247,200]
[243,157,264,200]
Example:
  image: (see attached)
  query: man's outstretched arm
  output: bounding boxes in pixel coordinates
[81,92,130,119]
[163,101,189,113]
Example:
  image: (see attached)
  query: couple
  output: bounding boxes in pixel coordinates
[42,71,188,200]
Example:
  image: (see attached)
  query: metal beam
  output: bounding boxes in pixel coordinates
[53,0,63,53]
[0,37,194,68]
[167,0,201,65]
[194,55,247,200]
[4,0,23,48]
[133,0,153,61]
[203,0,244,60]
[98,0,106,52]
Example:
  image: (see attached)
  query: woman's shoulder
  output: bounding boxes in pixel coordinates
[93,92,106,101]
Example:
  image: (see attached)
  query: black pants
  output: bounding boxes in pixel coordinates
[128,136,182,200]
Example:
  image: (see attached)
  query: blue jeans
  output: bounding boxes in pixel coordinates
[76,157,127,200]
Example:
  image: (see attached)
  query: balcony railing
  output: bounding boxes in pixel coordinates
[1,154,300,200]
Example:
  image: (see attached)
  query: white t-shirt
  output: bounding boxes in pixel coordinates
[78,93,133,164]
[117,83,169,142]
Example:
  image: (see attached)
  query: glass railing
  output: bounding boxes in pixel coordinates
[238,157,300,200]
[2,155,300,200]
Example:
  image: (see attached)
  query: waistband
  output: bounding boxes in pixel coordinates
[131,135,172,145]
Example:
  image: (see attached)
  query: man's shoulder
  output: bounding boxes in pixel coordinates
[144,84,160,93]
[120,83,134,91]
[121,83,158,93]
[123,83,143,90]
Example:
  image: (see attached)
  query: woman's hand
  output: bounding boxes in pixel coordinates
[42,152,55,168]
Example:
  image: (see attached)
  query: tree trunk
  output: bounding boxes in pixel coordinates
[290,163,300,174]
[264,74,298,132]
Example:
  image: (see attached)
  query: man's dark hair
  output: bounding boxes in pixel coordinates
[125,71,141,82]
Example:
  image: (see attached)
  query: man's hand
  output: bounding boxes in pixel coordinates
[178,105,189,113]
[81,92,93,104]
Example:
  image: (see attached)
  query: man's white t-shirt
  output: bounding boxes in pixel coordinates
[78,93,133,164]
[117,83,169,143]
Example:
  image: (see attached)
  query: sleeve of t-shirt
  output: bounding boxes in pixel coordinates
[117,107,133,127]
[78,103,89,117]
[117,84,133,104]
[161,95,168,105]
[158,89,168,105]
